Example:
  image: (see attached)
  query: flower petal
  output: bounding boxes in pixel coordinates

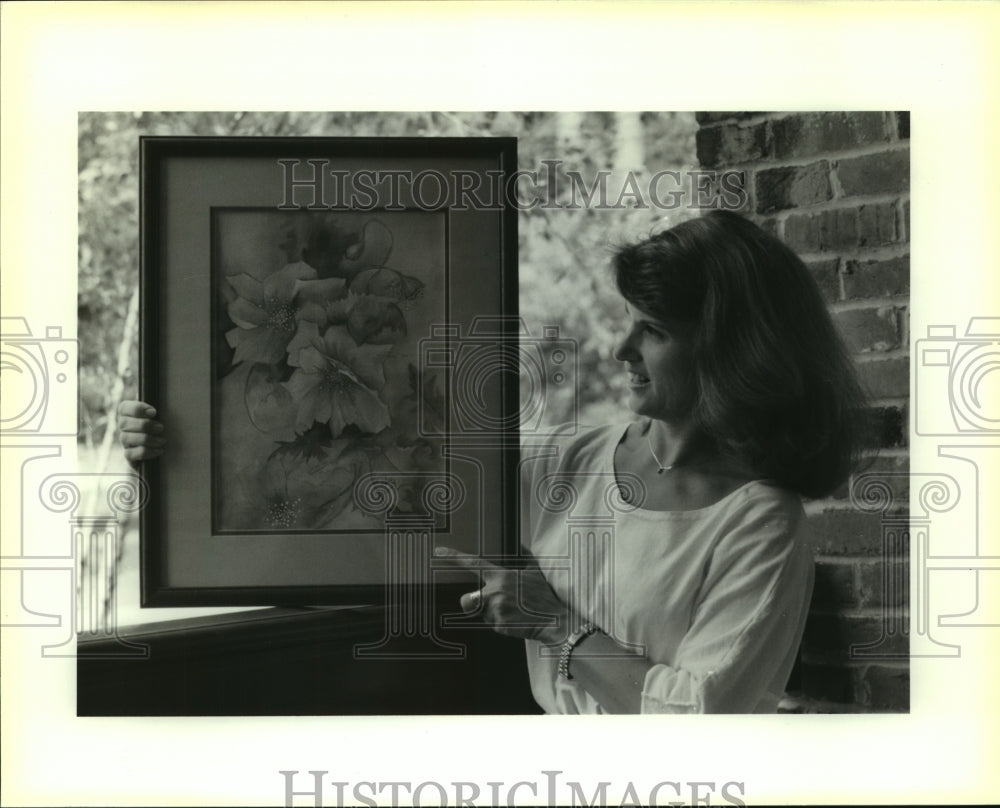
[284,374,323,432]
[347,297,407,345]
[297,301,328,325]
[334,384,390,434]
[228,296,268,329]
[230,325,290,365]
[264,261,318,301]
[227,273,265,306]
[296,344,329,374]
[317,389,336,423]
[320,325,357,363]
[294,392,322,432]
[323,297,353,326]
[283,367,320,402]
[341,220,393,275]
[245,365,296,435]
[286,321,322,367]
[296,277,347,305]
[349,344,391,390]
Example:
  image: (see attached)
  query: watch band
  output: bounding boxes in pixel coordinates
[557,621,598,681]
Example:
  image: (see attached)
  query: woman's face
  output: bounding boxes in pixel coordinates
[613,302,697,424]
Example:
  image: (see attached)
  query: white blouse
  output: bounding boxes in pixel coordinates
[520,423,814,714]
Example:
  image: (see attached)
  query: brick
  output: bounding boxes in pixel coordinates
[834,306,901,353]
[835,150,910,197]
[805,258,841,302]
[696,121,769,168]
[783,203,900,252]
[758,216,780,239]
[772,112,889,159]
[857,664,909,710]
[858,557,909,609]
[807,509,885,555]
[784,207,859,252]
[755,161,833,213]
[843,255,910,299]
[856,202,900,246]
[895,111,910,140]
[802,614,909,660]
[800,663,854,702]
[857,356,909,398]
[812,561,858,609]
[859,406,906,449]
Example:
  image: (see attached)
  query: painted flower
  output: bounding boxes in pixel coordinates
[225,262,346,365]
[287,290,407,349]
[346,295,408,346]
[258,436,376,529]
[341,219,394,278]
[349,266,425,309]
[283,325,391,435]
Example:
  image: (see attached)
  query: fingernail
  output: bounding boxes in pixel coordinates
[144,406,157,417]
[433,547,447,557]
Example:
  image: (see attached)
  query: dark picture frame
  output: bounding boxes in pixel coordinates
[140,137,519,606]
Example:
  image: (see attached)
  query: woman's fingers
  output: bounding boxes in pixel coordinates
[118,415,165,435]
[117,401,165,463]
[120,430,166,448]
[436,546,565,642]
[120,429,166,463]
[459,588,484,614]
[436,547,491,615]
[118,400,157,419]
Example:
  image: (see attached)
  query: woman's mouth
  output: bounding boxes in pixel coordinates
[628,371,650,387]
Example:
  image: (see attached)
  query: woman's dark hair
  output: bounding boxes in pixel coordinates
[613,209,868,498]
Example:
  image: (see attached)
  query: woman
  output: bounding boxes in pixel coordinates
[120,210,865,714]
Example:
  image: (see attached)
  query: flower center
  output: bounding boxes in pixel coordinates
[265,298,297,332]
[317,367,354,395]
[265,497,302,529]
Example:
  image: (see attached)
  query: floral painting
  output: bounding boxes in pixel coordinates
[212,210,447,533]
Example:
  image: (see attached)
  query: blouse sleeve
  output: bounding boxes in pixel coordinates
[640,491,814,714]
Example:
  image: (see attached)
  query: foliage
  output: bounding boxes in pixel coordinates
[78,111,698,446]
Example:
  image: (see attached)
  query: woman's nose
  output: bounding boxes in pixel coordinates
[613,331,638,362]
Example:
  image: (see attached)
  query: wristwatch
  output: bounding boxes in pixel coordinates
[557,621,598,681]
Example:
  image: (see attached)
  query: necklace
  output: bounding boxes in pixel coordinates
[643,419,700,474]
[645,430,673,474]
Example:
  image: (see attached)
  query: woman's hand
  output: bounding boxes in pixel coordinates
[434,546,571,646]
[117,400,166,464]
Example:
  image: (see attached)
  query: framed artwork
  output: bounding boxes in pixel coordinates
[140,137,519,605]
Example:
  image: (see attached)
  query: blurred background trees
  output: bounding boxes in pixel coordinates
[78,111,698,455]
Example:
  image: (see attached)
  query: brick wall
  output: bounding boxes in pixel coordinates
[696,112,910,712]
